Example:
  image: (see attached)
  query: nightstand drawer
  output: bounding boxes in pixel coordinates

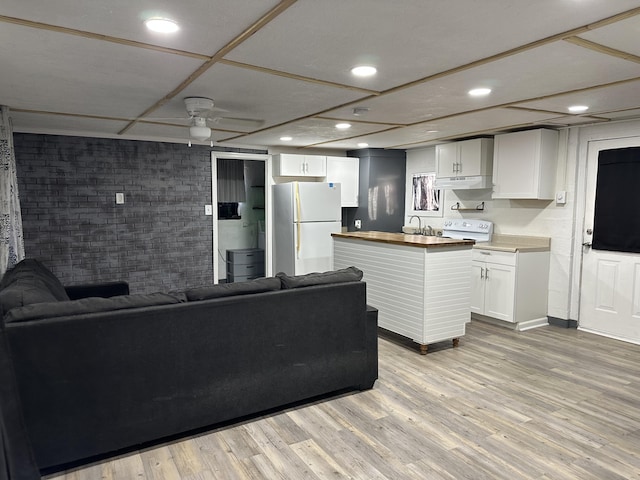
[227,262,265,277]
[226,248,265,265]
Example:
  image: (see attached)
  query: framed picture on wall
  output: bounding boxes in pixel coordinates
[410,172,443,217]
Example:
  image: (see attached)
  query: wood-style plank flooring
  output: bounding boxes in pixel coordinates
[46,321,640,480]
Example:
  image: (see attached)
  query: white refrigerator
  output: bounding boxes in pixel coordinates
[273,182,342,275]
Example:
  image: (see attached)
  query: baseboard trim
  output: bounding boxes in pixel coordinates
[548,316,578,329]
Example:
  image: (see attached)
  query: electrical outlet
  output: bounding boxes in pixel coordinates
[115,193,125,204]
[354,219,362,229]
[205,205,213,215]
[556,191,566,205]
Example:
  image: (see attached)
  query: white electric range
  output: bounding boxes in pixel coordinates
[442,218,493,243]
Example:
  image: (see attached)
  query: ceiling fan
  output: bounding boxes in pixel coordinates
[149,97,265,145]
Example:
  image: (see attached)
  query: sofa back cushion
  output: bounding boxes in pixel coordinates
[185,277,281,301]
[1,259,70,315]
[276,266,363,289]
[4,292,185,323]
[1,259,69,300]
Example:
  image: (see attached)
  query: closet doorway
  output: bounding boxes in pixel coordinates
[211,152,272,284]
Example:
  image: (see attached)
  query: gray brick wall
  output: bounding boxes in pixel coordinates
[13,134,265,294]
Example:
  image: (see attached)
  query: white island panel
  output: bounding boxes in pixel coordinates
[333,236,472,348]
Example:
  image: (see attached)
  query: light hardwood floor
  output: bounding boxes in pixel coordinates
[46,321,640,480]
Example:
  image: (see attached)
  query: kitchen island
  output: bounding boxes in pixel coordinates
[332,231,474,354]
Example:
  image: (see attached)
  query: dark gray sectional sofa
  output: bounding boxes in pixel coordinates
[0,259,378,479]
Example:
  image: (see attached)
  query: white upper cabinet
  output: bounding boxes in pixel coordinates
[492,129,559,200]
[273,153,326,177]
[436,138,493,178]
[326,156,359,207]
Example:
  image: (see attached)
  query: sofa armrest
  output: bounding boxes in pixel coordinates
[64,281,130,300]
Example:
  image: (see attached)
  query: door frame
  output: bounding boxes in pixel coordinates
[571,122,640,323]
[211,152,272,284]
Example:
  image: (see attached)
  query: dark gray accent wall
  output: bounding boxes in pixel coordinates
[13,133,264,294]
[346,148,406,233]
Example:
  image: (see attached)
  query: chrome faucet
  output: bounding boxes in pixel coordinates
[409,215,422,233]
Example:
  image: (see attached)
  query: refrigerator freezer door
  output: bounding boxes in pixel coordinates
[294,182,341,222]
[293,221,341,275]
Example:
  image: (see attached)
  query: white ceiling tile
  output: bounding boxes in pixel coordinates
[577,15,640,57]
[0,23,202,118]
[0,0,283,55]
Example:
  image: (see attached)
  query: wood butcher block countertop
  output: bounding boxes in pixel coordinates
[332,231,474,248]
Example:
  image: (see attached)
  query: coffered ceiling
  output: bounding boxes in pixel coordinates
[2,0,640,151]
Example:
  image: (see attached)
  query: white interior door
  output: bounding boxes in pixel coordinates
[580,137,640,344]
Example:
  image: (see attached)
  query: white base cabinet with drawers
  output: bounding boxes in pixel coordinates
[470,248,550,331]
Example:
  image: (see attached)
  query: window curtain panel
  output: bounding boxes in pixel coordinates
[0,106,24,277]
[217,159,246,203]
[592,146,640,253]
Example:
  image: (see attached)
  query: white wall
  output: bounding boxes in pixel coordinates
[403,119,640,322]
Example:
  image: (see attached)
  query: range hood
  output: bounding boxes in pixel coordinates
[434,175,492,190]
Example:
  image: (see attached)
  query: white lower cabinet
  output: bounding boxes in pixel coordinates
[471,248,549,330]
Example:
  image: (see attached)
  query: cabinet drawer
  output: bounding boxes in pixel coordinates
[226,248,265,265]
[472,249,516,266]
[227,262,265,276]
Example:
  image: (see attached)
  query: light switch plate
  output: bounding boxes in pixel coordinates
[556,191,566,204]
[115,193,125,204]
[205,204,213,215]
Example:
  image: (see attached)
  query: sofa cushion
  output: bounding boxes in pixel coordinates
[0,278,60,315]
[277,266,364,289]
[185,277,281,301]
[4,292,185,323]
[1,258,69,301]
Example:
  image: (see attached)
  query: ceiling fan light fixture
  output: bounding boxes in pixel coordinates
[144,17,179,33]
[190,125,211,141]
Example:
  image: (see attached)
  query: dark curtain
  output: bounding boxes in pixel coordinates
[217,159,246,203]
[592,146,640,253]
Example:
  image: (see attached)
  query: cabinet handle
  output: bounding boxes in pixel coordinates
[485,267,489,280]
[480,267,484,279]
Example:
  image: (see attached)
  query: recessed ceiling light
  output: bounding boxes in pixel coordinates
[351,66,377,77]
[568,105,589,113]
[336,123,352,130]
[468,87,492,97]
[357,142,369,148]
[426,130,439,134]
[280,136,293,141]
[145,17,179,33]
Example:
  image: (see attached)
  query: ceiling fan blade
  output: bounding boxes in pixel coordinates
[212,116,265,129]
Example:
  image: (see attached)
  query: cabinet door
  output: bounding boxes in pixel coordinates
[436,143,458,177]
[459,139,482,176]
[326,156,359,207]
[483,263,516,322]
[470,261,485,315]
[276,154,307,176]
[492,129,557,199]
[304,155,327,176]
